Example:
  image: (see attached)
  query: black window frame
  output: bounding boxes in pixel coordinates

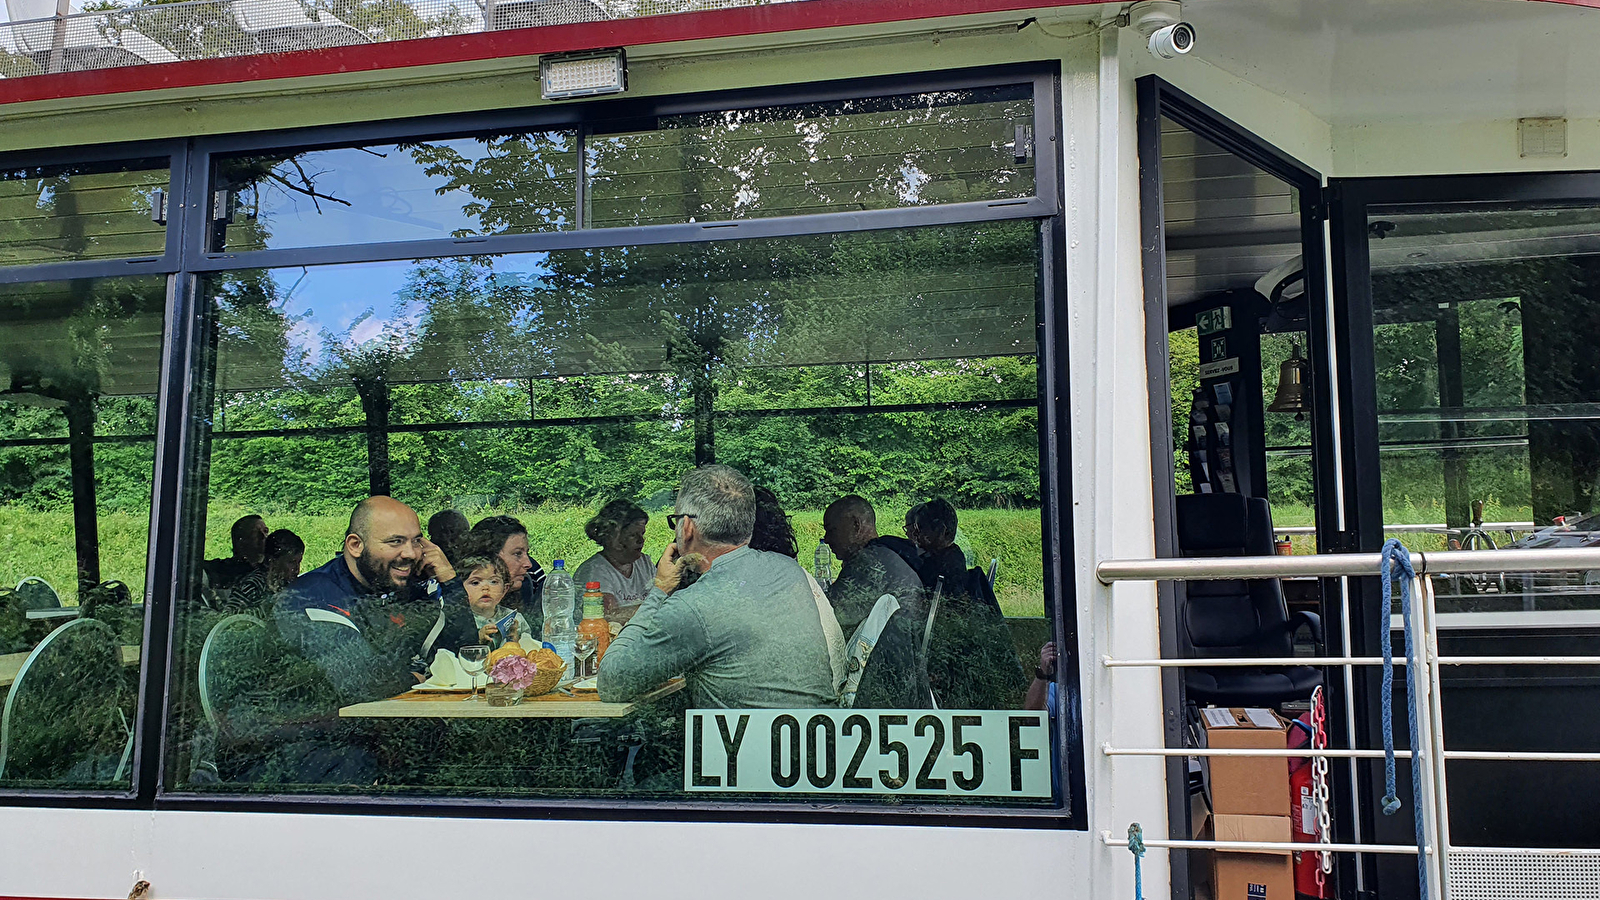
[0,62,1087,830]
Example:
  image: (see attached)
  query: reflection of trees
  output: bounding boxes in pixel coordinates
[0,164,163,265]
[0,277,166,590]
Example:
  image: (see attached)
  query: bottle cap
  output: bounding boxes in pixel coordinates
[586,581,602,590]
[553,559,564,567]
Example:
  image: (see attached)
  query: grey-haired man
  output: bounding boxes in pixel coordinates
[598,464,836,709]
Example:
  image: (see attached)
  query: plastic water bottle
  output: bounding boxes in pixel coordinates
[542,559,577,677]
[814,541,833,592]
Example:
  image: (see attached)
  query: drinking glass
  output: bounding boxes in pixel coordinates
[573,635,599,680]
[459,644,490,701]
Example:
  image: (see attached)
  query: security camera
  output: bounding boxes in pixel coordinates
[1128,1,1196,59]
[1147,21,1195,58]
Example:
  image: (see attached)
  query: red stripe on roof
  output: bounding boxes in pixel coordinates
[0,0,1095,105]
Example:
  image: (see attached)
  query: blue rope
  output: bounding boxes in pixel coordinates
[1127,822,1145,900]
[1378,540,1431,898]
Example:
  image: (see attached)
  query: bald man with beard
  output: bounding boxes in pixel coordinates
[274,496,457,704]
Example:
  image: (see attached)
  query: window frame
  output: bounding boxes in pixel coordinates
[0,140,188,283]
[0,63,1086,830]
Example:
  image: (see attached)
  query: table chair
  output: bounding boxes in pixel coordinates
[483,0,604,32]
[1175,493,1322,707]
[229,0,369,53]
[0,617,132,784]
[5,0,179,72]
[14,577,60,610]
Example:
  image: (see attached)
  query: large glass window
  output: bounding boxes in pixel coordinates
[0,160,169,266]
[0,274,165,790]
[164,220,1055,804]
[212,131,579,252]
[1369,205,1600,613]
[585,87,1036,227]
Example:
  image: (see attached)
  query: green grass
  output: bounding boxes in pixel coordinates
[3,503,1049,616]
[1268,500,1537,555]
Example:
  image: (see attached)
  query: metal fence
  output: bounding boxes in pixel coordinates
[0,0,803,78]
[1097,547,1600,900]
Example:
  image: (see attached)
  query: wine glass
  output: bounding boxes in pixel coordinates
[458,644,490,701]
[573,634,599,681]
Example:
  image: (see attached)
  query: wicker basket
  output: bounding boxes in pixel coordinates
[485,682,524,706]
[523,651,567,697]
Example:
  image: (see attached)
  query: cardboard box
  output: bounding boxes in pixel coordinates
[1199,707,1290,817]
[1210,814,1295,900]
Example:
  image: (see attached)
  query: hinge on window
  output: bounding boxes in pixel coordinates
[1014,122,1034,163]
[212,188,233,224]
[150,188,167,225]
[1309,185,1334,222]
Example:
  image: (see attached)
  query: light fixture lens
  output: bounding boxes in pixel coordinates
[541,50,626,100]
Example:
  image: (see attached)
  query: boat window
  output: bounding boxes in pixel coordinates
[0,274,166,791]
[584,87,1037,227]
[211,131,580,252]
[0,159,169,266]
[163,220,1061,807]
[1369,205,1600,615]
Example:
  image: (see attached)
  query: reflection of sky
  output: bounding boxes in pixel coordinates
[270,255,553,366]
[246,136,572,249]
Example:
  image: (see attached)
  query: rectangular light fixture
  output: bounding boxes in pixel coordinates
[541,49,627,101]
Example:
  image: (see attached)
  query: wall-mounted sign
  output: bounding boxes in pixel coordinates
[1199,357,1241,379]
[684,709,1052,798]
[1196,306,1232,336]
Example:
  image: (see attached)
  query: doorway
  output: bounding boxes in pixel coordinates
[1137,76,1355,900]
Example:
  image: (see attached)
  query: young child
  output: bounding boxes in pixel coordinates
[457,555,534,652]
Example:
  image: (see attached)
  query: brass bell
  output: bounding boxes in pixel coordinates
[1267,341,1310,419]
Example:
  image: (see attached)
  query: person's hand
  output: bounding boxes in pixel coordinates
[654,543,682,594]
[417,538,456,583]
[1036,641,1057,679]
[478,624,499,644]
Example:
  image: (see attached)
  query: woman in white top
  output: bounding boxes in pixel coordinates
[574,499,653,625]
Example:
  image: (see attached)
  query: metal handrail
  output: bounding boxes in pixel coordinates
[1096,547,1600,584]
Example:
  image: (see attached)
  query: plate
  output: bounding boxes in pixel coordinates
[411,681,476,693]
[571,676,599,692]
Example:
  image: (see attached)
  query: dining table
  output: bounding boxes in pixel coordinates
[338,678,683,719]
[0,645,142,690]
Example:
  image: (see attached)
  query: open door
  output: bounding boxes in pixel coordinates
[1137,77,1359,900]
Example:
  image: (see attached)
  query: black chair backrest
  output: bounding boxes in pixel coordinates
[1175,494,1294,659]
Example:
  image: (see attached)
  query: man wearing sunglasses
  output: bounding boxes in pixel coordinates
[599,464,835,709]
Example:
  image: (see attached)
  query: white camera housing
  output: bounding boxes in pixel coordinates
[1128,1,1196,59]
[1147,21,1196,58]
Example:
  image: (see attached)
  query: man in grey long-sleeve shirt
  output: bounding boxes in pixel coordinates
[599,465,836,709]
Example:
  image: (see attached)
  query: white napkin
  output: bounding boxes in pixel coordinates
[426,649,463,687]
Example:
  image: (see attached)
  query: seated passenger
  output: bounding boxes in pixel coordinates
[427,509,470,565]
[457,554,534,652]
[274,496,456,704]
[229,528,305,614]
[750,485,846,699]
[906,498,968,595]
[574,500,653,625]
[822,495,924,635]
[204,514,269,591]
[466,515,545,631]
[599,465,835,709]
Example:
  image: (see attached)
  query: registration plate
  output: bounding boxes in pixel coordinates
[684,709,1052,798]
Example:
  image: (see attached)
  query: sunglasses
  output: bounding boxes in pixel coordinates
[666,513,697,530]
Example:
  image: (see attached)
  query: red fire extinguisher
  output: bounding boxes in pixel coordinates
[1288,688,1332,898]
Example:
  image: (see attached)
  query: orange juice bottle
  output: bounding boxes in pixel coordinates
[577,581,610,675]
